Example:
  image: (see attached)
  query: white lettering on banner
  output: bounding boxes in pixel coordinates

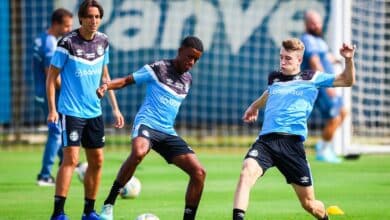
[105,0,160,50]
[161,1,217,51]
[220,1,275,54]
[56,0,325,54]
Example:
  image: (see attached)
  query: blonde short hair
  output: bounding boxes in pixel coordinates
[282,38,305,55]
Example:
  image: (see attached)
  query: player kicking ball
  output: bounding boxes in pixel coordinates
[232,38,356,220]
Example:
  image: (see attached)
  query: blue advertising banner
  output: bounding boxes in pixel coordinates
[22,0,331,127]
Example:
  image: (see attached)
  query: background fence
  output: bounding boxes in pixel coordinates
[1,0,389,148]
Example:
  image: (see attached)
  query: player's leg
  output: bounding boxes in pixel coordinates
[39,121,62,184]
[37,98,62,186]
[81,116,105,219]
[320,96,347,163]
[100,135,150,220]
[322,105,347,141]
[51,146,80,219]
[82,148,104,217]
[233,158,263,220]
[172,153,206,220]
[292,184,328,220]
[51,114,84,219]
[315,89,343,162]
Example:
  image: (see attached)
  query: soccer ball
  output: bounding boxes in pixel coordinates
[135,213,160,220]
[75,162,88,182]
[119,176,141,199]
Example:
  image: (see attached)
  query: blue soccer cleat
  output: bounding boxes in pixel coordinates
[82,210,100,220]
[50,213,69,220]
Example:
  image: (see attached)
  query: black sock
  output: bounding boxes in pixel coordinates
[104,180,123,205]
[183,205,198,220]
[233,208,245,220]
[83,198,95,215]
[52,195,66,217]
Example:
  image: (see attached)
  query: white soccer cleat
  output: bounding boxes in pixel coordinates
[99,204,113,220]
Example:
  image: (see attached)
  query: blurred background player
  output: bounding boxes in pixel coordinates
[97,36,206,220]
[301,9,348,163]
[46,1,124,219]
[33,8,73,186]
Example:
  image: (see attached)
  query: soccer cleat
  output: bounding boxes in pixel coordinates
[37,174,55,186]
[316,150,342,163]
[99,204,114,220]
[82,210,100,220]
[50,213,69,220]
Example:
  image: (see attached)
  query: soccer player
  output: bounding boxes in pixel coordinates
[301,9,348,163]
[96,36,206,220]
[232,38,355,220]
[46,1,124,219]
[33,8,73,187]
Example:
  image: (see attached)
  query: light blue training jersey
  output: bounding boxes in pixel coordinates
[50,30,109,118]
[132,60,192,137]
[259,70,335,141]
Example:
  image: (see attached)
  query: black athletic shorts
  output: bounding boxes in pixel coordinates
[134,124,194,163]
[60,114,105,148]
[244,133,312,186]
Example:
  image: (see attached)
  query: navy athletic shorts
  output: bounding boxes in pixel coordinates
[132,124,194,163]
[60,114,105,148]
[245,133,313,186]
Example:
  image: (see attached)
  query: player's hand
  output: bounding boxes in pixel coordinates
[112,109,125,128]
[340,43,356,59]
[242,106,258,123]
[96,83,108,99]
[47,111,59,124]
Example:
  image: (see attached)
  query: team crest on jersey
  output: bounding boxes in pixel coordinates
[294,75,302,80]
[97,45,104,56]
[248,149,259,157]
[142,129,150,138]
[60,37,70,46]
[69,130,79,142]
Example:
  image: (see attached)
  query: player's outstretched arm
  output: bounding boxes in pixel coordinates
[100,66,125,128]
[242,90,269,123]
[333,43,356,87]
[96,74,135,99]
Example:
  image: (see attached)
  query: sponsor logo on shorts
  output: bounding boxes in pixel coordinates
[102,136,105,143]
[69,130,79,142]
[248,149,259,157]
[300,176,310,184]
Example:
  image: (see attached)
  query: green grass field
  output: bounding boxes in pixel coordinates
[0,147,389,220]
